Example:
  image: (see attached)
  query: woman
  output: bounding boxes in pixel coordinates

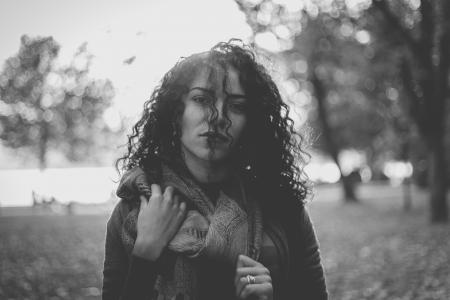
[103,40,327,300]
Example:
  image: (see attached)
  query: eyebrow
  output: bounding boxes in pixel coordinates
[189,87,247,99]
[189,87,215,95]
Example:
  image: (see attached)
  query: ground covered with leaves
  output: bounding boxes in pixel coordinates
[310,184,450,300]
[1,183,449,299]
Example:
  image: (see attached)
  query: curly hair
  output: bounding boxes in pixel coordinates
[116,39,310,217]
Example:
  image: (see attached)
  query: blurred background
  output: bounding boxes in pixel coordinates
[0,0,449,299]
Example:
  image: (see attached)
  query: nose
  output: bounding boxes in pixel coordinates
[209,99,227,129]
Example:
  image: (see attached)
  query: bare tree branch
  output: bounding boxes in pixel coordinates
[372,0,425,64]
[399,58,426,134]
[419,0,433,65]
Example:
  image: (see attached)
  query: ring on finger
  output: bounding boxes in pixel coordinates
[246,274,256,285]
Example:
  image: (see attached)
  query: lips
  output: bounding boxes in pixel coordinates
[200,131,229,143]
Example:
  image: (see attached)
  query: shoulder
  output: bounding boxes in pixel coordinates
[107,199,133,228]
[297,205,312,224]
[280,202,317,247]
[292,204,315,235]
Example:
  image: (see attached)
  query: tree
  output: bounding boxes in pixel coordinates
[236,0,394,202]
[366,0,449,222]
[0,35,122,169]
[236,0,449,221]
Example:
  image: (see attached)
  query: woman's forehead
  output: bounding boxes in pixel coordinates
[188,65,244,94]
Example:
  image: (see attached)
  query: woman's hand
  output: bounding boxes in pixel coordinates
[132,184,187,261]
[234,254,273,300]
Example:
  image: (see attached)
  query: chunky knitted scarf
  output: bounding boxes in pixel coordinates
[117,163,263,300]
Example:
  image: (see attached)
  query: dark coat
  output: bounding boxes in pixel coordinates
[102,197,328,300]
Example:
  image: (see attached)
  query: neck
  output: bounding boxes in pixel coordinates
[182,151,232,184]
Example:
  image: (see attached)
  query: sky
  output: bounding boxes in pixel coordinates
[0,0,253,205]
[0,0,253,121]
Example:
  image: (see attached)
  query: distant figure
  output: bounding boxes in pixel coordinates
[102,40,328,300]
[32,190,38,207]
[66,201,74,215]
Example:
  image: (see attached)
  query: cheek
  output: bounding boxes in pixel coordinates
[180,105,207,138]
[231,115,247,140]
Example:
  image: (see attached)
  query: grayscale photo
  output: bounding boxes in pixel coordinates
[0,0,449,299]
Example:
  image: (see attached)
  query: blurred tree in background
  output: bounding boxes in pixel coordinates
[236,0,396,202]
[0,35,124,170]
[236,0,449,222]
[283,14,390,202]
[368,0,450,222]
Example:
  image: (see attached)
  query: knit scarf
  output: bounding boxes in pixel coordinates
[117,163,263,300]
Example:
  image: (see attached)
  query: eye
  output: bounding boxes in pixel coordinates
[228,100,247,114]
[192,95,212,105]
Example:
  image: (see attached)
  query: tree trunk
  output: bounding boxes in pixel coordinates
[310,70,358,202]
[403,177,412,211]
[426,0,449,222]
[428,136,448,222]
[38,122,48,171]
[400,134,412,211]
[373,0,450,223]
[342,174,357,202]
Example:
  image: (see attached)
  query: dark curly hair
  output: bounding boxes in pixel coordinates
[116,39,310,217]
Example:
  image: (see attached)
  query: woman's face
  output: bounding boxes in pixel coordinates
[179,65,248,164]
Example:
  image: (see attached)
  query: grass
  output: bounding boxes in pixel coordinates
[0,215,108,300]
[1,183,449,299]
[309,183,450,300]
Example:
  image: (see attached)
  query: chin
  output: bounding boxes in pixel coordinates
[183,144,232,164]
[199,150,230,163]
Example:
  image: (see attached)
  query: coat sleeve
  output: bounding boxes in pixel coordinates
[120,255,160,300]
[102,201,129,300]
[102,200,161,300]
[290,207,328,299]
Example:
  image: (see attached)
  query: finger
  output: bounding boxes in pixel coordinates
[240,283,256,299]
[151,184,162,197]
[238,274,272,286]
[175,202,187,226]
[139,195,147,212]
[163,186,174,205]
[172,194,180,207]
[235,276,245,298]
[179,201,186,213]
[177,202,187,219]
[235,275,255,296]
[135,173,151,195]
[237,254,261,268]
[235,272,247,298]
[240,282,272,299]
[236,274,271,299]
[236,266,270,277]
[236,254,246,268]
